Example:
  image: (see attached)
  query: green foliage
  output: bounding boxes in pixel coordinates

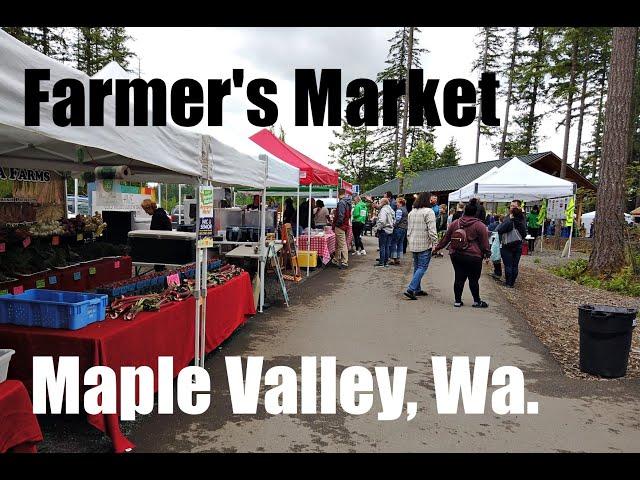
[439,138,461,167]
[403,140,438,174]
[552,259,640,296]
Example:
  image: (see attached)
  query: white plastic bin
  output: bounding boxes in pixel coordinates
[0,349,15,383]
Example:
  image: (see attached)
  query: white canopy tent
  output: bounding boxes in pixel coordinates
[0,31,272,368]
[448,166,500,203]
[581,211,634,238]
[447,157,576,203]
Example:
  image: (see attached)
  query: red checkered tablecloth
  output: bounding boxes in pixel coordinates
[297,232,336,264]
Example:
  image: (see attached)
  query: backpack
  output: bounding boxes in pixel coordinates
[450,223,469,251]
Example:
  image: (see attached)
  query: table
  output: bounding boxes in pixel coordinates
[0,272,255,453]
[297,232,336,265]
[0,380,43,453]
[225,243,283,259]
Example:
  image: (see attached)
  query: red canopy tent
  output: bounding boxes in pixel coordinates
[340,179,353,195]
[250,128,341,276]
[249,129,338,186]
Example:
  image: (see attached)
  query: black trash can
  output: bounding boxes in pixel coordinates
[578,304,638,378]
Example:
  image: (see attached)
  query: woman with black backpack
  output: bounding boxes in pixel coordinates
[433,198,491,308]
[496,200,528,288]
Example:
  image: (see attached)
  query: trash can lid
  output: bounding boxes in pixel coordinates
[578,304,638,315]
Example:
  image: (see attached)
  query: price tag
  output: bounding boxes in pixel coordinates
[12,285,24,295]
[48,275,58,285]
[36,279,46,288]
[114,260,121,269]
[0,289,8,296]
[73,271,81,281]
[76,233,84,241]
[89,267,96,276]
[167,273,181,287]
[0,243,5,253]
[22,236,31,248]
[52,236,60,246]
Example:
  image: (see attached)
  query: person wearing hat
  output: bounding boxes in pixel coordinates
[141,198,172,271]
[141,199,172,231]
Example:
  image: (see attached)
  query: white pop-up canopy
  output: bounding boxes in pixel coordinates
[448,157,576,202]
[91,61,267,188]
[0,30,205,184]
[448,166,500,202]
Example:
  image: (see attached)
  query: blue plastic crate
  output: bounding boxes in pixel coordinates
[0,289,108,330]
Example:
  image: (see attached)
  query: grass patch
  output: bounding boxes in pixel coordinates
[552,259,640,297]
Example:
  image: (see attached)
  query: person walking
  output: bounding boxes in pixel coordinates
[433,198,490,308]
[351,195,368,255]
[374,197,395,267]
[331,189,352,269]
[497,200,528,288]
[526,205,540,253]
[390,197,408,265]
[404,192,438,300]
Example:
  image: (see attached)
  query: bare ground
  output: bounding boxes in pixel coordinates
[497,252,640,380]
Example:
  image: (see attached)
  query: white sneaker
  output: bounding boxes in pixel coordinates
[361,250,367,255]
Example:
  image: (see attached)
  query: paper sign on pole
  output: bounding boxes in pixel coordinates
[197,185,214,249]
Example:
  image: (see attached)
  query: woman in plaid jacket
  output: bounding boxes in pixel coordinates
[404,192,438,300]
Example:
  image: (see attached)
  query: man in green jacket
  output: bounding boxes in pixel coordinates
[526,205,540,252]
[351,195,368,255]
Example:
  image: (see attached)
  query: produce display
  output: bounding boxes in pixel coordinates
[106,264,244,321]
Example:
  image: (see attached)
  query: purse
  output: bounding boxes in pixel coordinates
[501,225,523,247]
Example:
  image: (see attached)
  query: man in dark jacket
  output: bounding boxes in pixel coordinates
[331,189,352,269]
[142,199,172,271]
[496,200,527,288]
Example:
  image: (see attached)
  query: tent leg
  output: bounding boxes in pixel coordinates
[307,185,311,277]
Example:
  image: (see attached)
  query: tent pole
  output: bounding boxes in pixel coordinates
[307,184,311,277]
[193,180,201,369]
[74,178,78,216]
[259,155,268,313]
[296,190,300,237]
[178,184,182,224]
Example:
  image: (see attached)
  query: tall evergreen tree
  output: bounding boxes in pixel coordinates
[375,27,427,178]
[104,27,134,69]
[588,27,638,275]
[498,27,520,159]
[439,138,462,167]
[510,27,552,154]
[472,27,503,163]
[329,121,385,193]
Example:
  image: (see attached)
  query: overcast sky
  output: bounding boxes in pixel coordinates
[127,27,591,169]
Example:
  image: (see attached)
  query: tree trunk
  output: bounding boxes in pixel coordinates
[392,28,407,178]
[593,57,607,179]
[573,48,590,170]
[525,28,544,153]
[561,39,578,179]
[398,27,414,195]
[475,29,489,164]
[500,27,519,160]
[588,27,638,276]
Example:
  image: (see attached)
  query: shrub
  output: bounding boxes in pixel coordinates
[552,259,640,297]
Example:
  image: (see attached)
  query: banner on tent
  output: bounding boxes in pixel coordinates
[92,180,157,219]
[0,167,65,222]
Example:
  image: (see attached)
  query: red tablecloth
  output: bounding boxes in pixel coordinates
[0,271,255,453]
[297,232,336,265]
[0,380,43,453]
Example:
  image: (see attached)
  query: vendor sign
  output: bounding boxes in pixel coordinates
[0,167,65,223]
[197,185,214,248]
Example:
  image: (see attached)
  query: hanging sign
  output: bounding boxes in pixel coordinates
[197,186,214,249]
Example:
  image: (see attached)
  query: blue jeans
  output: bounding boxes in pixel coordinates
[408,249,433,293]
[378,230,392,265]
[501,244,522,286]
[390,227,407,260]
